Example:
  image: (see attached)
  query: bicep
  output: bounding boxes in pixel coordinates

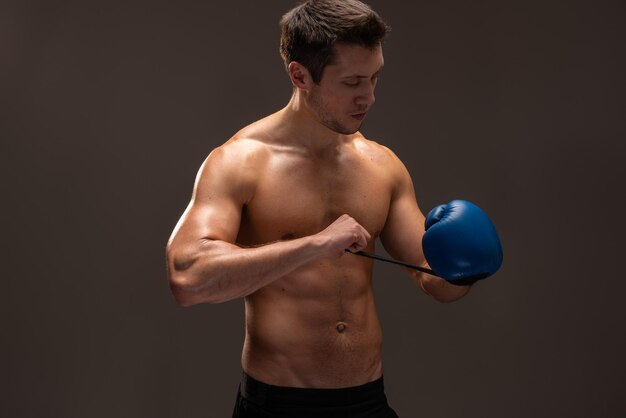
[173,192,242,247]
[380,160,427,269]
[378,152,471,301]
[168,148,251,253]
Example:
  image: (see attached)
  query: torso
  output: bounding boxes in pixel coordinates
[230,113,397,388]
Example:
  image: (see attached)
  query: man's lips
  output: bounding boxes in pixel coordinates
[351,112,367,121]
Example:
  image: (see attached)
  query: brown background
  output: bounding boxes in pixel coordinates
[2,0,625,417]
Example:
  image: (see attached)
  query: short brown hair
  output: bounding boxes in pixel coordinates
[279,0,390,84]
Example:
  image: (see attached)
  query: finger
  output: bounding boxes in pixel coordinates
[352,230,367,250]
[353,222,370,243]
[347,242,361,254]
[362,226,372,242]
[346,233,364,253]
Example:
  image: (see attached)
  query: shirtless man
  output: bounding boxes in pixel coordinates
[166,1,502,417]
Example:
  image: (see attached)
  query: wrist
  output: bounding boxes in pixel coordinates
[307,232,330,257]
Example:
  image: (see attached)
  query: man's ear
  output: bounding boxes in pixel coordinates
[288,61,312,90]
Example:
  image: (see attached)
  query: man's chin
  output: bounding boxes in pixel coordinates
[320,117,363,136]
[347,122,363,135]
[337,127,360,135]
[333,122,362,136]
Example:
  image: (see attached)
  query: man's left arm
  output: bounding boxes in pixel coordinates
[379,152,470,303]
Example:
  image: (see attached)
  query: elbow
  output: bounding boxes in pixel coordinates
[168,271,200,307]
[166,248,194,306]
[165,243,235,305]
[173,294,196,308]
[166,249,214,307]
[168,272,221,306]
[168,268,228,306]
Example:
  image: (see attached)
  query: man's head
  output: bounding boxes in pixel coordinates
[279,0,390,84]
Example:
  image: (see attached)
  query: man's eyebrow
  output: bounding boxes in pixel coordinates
[342,67,384,79]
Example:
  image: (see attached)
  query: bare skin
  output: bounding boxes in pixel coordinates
[166,43,469,389]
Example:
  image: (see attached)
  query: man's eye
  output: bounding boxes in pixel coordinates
[343,80,360,87]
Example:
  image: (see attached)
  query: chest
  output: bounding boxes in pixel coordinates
[237,151,392,244]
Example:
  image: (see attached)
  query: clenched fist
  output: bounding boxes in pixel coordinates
[315,214,371,259]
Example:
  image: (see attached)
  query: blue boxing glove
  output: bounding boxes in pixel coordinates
[422,200,503,285]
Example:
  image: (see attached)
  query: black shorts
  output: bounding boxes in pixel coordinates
[232,372,399,418]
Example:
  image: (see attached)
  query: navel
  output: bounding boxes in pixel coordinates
[336,322,347,333]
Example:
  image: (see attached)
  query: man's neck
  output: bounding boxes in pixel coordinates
[278,92,352,152]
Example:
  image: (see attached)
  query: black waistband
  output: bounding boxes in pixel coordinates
[239,372,388,408]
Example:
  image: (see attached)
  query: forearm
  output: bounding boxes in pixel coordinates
[167,235,323,306]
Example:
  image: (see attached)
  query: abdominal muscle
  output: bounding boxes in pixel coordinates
[241,257,384,388]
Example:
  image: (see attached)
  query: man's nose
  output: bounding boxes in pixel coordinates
[355,84,376,107]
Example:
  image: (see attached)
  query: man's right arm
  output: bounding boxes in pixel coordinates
[165,143,370,307]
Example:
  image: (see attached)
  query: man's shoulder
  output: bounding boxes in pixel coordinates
[195,132,271,196]
[351,135,413,191]
[193,134,268,203]
[352,134,403,166]
[208,122,275,166]
[219,135,269,160]
[219,112,284,154]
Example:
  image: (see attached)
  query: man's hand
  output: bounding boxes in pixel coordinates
[316,214,371,259]
[423,200,503,286]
